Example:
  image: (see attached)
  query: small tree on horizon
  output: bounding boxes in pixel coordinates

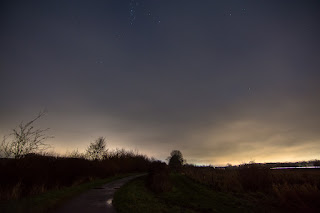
[86,137,107,160]
[167,150,185,171]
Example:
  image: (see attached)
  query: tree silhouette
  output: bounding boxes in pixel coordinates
[167,150,185,171]
[0,111,52,158]
[86,137,107,160]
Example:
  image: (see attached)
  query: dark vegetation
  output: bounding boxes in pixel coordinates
[0,112,151,213]
[147,161,171,193]
[167,150,184,172]
[144,150,184,193]
[0,111,52,159]
[184,164,320,212]
[114,174,269,213]
[2,113,320,212]
[0,150,150,201]
[114,150,320,213]
[1,173,135,213]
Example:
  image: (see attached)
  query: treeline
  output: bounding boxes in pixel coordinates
[0,149,151,200]
[0,111,152,200]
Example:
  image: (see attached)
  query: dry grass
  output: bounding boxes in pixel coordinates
[183,164,320,211]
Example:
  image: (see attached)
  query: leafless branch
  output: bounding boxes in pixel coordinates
[0,111,53,158]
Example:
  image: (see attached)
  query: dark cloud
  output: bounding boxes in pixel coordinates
[1,0,320,165]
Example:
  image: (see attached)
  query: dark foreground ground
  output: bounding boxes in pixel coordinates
[0,174,143,213]
[114,173,319,213]
[54,174,145,213]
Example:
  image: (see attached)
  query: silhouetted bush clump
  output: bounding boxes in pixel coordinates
[167,150,184,172]
[147,161,172,193]
[0,150,151,200]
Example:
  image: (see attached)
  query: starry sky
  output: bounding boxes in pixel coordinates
[1,0,320,165]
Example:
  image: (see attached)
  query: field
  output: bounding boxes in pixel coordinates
[114,163,320,213]
[183,165,320,211]
[114,174,282,213]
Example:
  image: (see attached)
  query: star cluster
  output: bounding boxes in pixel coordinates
[129,0,161,26]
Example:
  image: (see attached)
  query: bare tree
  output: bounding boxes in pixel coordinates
[86,137,107,160]
[0,111,52,159]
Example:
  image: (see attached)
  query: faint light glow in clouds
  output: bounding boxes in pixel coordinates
[0,0,320,165]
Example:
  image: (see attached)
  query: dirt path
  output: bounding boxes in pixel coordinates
[54,174,145,213]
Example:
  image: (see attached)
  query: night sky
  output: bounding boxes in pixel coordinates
[1,0,320,165]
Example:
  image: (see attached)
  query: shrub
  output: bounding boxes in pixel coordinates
[0,149,151,200]
[147,161,172,193]
[167,150,184,172]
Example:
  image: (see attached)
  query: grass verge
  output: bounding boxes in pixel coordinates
[0,173,139,213]
[114,173,280,213]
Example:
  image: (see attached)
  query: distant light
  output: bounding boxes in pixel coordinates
[270,166,320,170]
[106,198,113,206]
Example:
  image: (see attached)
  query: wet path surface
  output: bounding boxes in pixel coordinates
[54,174,145,213]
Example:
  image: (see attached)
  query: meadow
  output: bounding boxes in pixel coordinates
[114,161,320,213]
[183,164,320,211]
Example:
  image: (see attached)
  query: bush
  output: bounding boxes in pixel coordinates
[167,150,184,172]
[147,161,172,193]
[0,149,151,200]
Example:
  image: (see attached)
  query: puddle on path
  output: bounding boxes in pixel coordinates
[106,198,113,206]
